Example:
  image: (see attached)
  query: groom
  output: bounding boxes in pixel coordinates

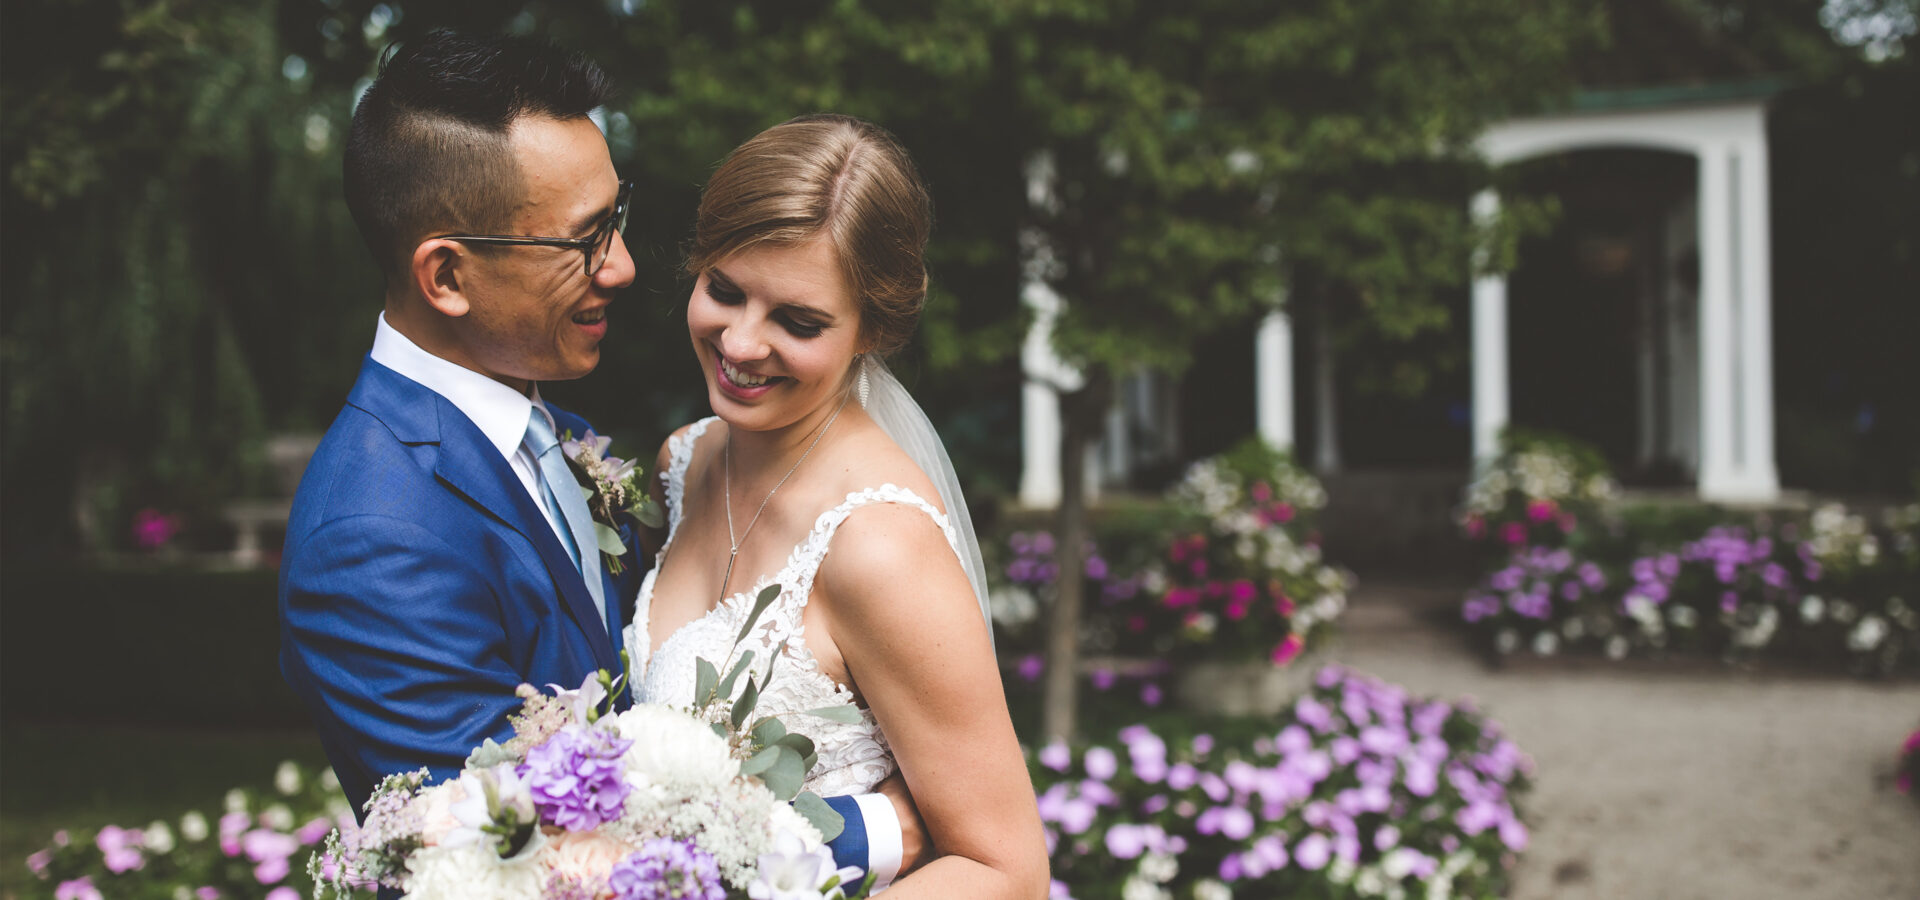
[278,30,916,886]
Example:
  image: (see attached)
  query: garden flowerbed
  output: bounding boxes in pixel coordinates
[1033,666,1532,900]
[1458,431,1919,677]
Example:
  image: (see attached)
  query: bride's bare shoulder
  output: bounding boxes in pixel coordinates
[825,422,946,514]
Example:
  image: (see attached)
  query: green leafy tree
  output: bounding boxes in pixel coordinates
[992,0,1599,738]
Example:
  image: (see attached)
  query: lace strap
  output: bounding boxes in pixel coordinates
[780,484,961,611]
[662,417,719,536]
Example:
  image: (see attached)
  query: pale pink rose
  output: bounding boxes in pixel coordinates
[543,829,627,884]
[418,781,475,846]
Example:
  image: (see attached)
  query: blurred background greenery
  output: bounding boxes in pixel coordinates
[3,0,1917,892]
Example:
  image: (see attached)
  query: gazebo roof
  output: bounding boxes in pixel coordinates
[1565,0,1793,111]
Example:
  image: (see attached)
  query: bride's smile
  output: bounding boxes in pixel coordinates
[688,237,864,437]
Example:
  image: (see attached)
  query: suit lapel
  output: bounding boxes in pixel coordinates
[348,358,619,673]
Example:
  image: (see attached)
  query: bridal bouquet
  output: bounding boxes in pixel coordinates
[314,585,873,900]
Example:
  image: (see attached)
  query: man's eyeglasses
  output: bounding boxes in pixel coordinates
[435,180,634,277]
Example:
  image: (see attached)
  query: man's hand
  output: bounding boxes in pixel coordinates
[873,770,933,874]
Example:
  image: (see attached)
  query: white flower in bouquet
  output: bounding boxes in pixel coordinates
[747,828,862,900]
[606,703,742,797]
[403,830,548,900]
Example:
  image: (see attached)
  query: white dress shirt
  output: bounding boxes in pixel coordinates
[369,313,569,546]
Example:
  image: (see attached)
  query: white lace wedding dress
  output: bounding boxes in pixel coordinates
[623,417,968,797]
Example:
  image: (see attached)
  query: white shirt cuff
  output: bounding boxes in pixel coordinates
[851,791,903,891]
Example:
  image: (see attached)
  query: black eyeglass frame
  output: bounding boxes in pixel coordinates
[433,179,634,277]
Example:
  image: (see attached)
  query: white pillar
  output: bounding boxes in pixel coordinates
[1736,129,1780,499]
[1019,279,1077,508]
[1255,311,1294,451]
[1310,295,1341,473]
[1696,146,1741,500]
[1470,189,1510,465]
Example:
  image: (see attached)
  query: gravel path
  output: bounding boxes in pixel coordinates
[1319,580,1920,900]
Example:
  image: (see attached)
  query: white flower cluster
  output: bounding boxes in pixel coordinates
[1463,449,1616,517]
[1808,503,1880,568]
[1173,456,1327,522]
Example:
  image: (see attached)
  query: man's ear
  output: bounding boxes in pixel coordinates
[410,239,472,317]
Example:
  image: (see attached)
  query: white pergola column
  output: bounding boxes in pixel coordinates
[1018,278,1078,508]
[1470,189,1510,465]
[1696,131,1778,502]
[1255,311,1295,450]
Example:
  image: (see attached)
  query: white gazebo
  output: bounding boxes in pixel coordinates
[1017,82,1785,507]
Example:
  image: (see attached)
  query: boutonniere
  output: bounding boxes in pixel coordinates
[560,430,666,575]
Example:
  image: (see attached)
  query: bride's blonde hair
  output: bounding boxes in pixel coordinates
[686,114,931,357]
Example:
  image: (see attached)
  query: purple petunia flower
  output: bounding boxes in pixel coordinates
[520,725,633,832]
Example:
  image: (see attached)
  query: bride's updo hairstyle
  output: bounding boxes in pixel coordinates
[687,114,931,357]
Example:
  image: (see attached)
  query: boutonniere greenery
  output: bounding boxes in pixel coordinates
[560,430,665,575]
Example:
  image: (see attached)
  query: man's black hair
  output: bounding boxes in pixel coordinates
[343,29,611,278]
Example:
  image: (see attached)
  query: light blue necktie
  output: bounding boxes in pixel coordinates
[524,406,607,634]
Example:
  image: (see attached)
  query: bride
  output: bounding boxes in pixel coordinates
[625,115,1049,897]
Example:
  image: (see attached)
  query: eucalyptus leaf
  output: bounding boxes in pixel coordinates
[735,583,782,644]
[634,495,665,529]
[730,678,760,730]
[717,651,756,701]
[465,738,514,770]
[710,722,728,738]
[774,733,815,760]
[695,657,719,707]
[593,521,625,556]
[758,748,806,800]
[750,717,788,748]
[799,704,863,725]
[793,792,845,841]
[739,745,781,778]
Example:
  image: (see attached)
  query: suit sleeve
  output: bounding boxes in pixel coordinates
[280,513,525,799]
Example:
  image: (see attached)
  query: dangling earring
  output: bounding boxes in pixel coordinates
[856,354,872,406]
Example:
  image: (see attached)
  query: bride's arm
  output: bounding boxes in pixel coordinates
[816,504,1051,899]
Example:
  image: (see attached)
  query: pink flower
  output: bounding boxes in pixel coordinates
[196,888,222,900]
[1017,654,1044,682]
[1140,683,1163,707]
[1557,513,1577,533]
[96,826,145,873]
[1251,481,1273,503]
[54,877,101,900]
[1272,502,1295,524]
[1526,499,1556,523]
[1902,730,1920,754]
[1464,515,1486,538]
[1501,522,1527,545]
[1126,614,1147,633]
[1189,559,1210,579]
[265,889,300,900]
[27,849,52,878]
[1229,580,1256,603]
[1163,587,1201,609]
[1090,668,1116,691]
[1271,633,1305,667]
[1225,595,1250,621]
[131,508,183,550]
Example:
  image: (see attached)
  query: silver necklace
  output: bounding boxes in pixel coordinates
[720,391,852,602]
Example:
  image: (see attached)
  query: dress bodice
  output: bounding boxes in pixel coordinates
[624,417,964,798]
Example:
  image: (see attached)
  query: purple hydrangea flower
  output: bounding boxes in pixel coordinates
[520,725,632,832]
[608,838,724,900]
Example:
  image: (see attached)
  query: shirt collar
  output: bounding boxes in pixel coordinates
[370,312,550,459]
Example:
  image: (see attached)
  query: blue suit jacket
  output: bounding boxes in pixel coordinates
[278,358,873,867]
